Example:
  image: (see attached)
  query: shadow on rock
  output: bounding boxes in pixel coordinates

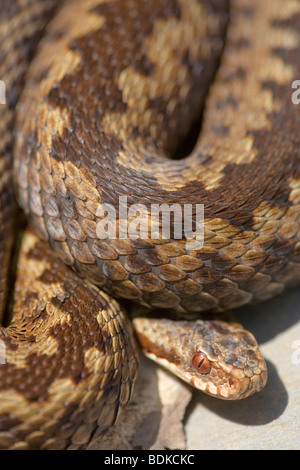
[186,360,288,426]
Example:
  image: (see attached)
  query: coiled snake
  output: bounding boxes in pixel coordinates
[0,0,299,450]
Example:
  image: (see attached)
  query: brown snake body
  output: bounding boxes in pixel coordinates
[0,0,299,450]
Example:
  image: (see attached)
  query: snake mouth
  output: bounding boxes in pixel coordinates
[194,354,268,400]
[142,350,268,400]
[189,358,268,400]
[190,365,268,400]
[240,366,268,399]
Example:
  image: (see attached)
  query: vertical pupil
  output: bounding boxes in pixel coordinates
[198,358,205,369]
[192,352,211,374]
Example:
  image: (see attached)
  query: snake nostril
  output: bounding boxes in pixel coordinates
[228,377,235,387]
[192,352,211,374]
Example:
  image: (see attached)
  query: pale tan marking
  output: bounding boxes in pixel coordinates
[31,0,108,97]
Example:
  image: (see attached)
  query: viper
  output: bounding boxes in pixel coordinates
[0,0,299,450]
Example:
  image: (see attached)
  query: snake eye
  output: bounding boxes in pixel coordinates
[192,353,211,374]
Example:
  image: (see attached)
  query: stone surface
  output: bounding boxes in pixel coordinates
[185,287,300,450]
[88,354,192,450]
[88,287,300,450]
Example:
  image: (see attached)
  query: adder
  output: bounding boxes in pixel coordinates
[0,0,299,450]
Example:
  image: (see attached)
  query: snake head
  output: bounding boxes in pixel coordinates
[133,317,267,400]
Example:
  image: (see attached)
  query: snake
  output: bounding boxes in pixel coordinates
[0,0,299,451]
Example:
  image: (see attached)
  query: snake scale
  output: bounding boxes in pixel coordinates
[0,0,299,450]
